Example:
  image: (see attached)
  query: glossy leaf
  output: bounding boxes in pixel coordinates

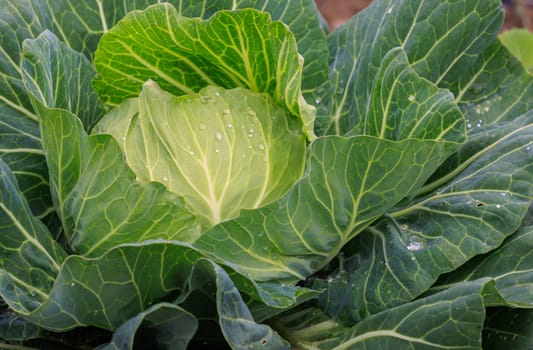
[247,283,322,322]
[0,160,66,313]
[324,0,503,135]
[96,82,306,227]
[0,307,43,341]
[16,242,203,331]
[348,47,465,142]
[22,30,104,131]
[176,260,320,321]
[32,98,200,255]
[437,225,533,308]
[169,0,331,122]
[183,260,291,350]
[195,135,457,282]
[1,235,314,336]
[0,0,52,218]
[20,30,107,239]
[273,281,487,349]
[0,0,327,218]
[315,117,533,323]
[99,303,198,350]
[0,0,531,348]
[93,4,315,137]
[452,41,533,132]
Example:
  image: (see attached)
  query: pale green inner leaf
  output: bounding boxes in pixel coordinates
[96,82,306,227]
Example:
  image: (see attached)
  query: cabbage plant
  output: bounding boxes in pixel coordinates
[0,0,532,348]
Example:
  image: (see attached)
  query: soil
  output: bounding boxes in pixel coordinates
[315,0,533,32]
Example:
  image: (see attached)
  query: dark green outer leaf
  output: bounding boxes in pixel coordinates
[324,0,503,135]
[98,303,198,350]
[346,47,465,142]
[1,232,315,336]
[22,30,104,131]
[273,280,488,350]
[316,120,533,323]
[247,283,322,322]
[0,0,52,218]
[19,29,109,243]
[424,111,533,192]
[453,40,533,132]
[20,30,96,239]
[0,307,44,341]
[437,225,533,308]
[483,307,533,349]
[195,260,290,350]
[28,102,88,242]
[0,160,66,313]
[32,97,200,256]
[195,136,457,283]
[17,242,203,331]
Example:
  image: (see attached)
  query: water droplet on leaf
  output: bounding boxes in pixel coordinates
[406,236,426,251]
[215,132,223,142]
